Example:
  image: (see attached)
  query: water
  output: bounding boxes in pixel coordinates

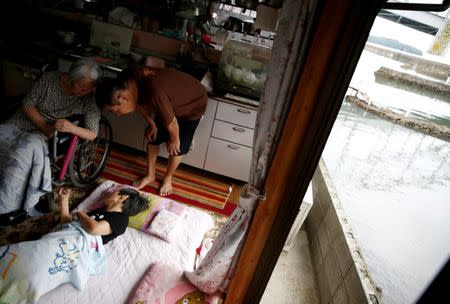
[322,41,450,303]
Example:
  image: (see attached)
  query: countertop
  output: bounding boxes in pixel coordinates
[2,38,261,109]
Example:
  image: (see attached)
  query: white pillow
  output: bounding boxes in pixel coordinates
[147,209,183,242]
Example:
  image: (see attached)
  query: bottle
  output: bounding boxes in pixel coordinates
[110,41,121,60]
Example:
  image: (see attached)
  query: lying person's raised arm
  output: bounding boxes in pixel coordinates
[58,188,72,224]
[75,211,113,236]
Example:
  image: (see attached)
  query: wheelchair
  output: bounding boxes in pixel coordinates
[0,115,112,225]
[50,115,112,188]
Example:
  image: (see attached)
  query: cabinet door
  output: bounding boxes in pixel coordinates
[204,137,252,181]
[159,99,218,169]
[103,111,146,151]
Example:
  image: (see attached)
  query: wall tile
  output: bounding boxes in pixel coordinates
[310,234,322,269]
[324,204,340,241]
[317,261,332,304]
[333,232,354,278]
[306,199,323,236]
[333,282,350,304]
[317,180,331,217]
[324,249,343,297]
[344,265,367,304]
[313,172,320,199]
[317,221,331,258]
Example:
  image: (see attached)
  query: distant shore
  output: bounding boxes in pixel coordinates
[346,95,450,141]
[374,67,450,98]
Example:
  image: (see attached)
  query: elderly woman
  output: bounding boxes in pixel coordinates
[0,58,102,221]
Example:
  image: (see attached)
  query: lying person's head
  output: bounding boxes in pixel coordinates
[95,68,139,115]
[103,188,148,216]
[68,58,102,97]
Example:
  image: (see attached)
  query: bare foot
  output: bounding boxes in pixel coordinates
[133,175,155,190]
[159,177,173,196]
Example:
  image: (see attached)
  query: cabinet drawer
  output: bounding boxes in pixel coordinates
[216,102,257,128]
[212,120,254,147]
[204,137,252,181]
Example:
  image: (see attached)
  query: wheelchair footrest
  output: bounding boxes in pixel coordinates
[52,179,67,187]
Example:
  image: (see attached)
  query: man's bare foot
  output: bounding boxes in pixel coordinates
[159,177,173,196]
[133,175,155,190]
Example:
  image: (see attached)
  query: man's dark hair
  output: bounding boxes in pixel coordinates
[119,188,148,216]
[95,68,137,109]
[95,78,121,108]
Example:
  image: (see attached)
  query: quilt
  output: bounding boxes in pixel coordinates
[0,221,106,304]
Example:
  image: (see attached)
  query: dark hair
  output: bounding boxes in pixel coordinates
[95,67,139,108]
[95,77,122,108]
[119,188,148,216]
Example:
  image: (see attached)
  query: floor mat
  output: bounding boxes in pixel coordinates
[101,149,237,216]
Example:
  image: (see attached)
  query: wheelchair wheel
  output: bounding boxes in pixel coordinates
[68,116,112,187]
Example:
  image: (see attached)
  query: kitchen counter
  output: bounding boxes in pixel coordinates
[209,93,259,109]
[60,50,131,73]
[3,36,261,109]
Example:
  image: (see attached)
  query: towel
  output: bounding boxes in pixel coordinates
[147,209,183,242]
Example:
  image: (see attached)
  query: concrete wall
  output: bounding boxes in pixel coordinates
[305,159,381,304]
[365,42,450,80]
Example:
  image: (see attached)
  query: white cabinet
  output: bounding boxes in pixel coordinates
[205,100,257,181]
[159,98,218,169]
[204,137,253,181]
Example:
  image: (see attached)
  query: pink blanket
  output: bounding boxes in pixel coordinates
[128,263,221,304]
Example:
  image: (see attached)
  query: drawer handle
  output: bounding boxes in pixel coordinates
[237,108,251,114]
[227,144,240,150]
[232,127,246,133]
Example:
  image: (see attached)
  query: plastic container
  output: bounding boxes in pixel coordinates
[218,39,272,98]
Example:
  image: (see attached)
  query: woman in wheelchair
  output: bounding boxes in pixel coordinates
[0,58,102,223]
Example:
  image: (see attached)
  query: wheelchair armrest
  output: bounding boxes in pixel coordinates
[52,131,74,158]
[52,131,58,159]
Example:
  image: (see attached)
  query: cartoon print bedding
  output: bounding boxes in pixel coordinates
[127,262,221,304]
[0,221,106,303]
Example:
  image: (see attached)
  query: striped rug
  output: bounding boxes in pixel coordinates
[101,149,237,216]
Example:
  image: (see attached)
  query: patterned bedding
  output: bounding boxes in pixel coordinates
[37,182,214,303]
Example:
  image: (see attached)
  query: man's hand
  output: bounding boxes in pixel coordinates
[54,119,75,134]
[167,137,181,156]
[145,122,158,142]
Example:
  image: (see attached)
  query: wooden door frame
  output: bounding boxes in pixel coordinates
[225,0,386,303]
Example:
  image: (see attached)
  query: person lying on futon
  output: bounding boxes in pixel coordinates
[0,186,148,303]
[0,58,102,221]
